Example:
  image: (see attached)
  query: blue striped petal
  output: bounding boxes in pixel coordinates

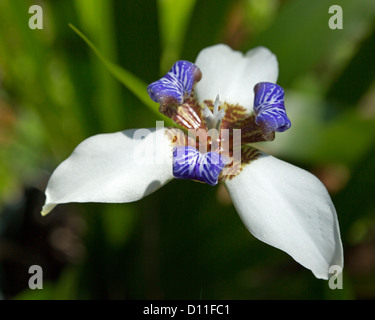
[147,61,202,105]
[253,82,291,132]
[172,146,226,186]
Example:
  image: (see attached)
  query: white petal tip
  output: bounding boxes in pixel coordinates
[41,203,56,216]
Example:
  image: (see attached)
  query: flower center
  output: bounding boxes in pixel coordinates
[147,60,291,185]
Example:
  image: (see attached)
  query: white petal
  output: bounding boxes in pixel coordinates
[225,154,343,279]
[195,44,278,112]
[42,128,174,215]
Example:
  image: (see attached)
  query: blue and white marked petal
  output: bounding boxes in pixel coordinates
[173,146,227,186]
[147,60,202,105]
[253,82,291,132]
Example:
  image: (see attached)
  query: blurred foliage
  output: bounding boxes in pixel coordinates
[0,0,375,300]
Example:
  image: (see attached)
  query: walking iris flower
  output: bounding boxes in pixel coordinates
[42,44,343,279]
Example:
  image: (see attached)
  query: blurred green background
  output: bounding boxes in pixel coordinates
[0,0,375,299]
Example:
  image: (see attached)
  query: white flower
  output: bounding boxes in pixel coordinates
[42,44,343,280]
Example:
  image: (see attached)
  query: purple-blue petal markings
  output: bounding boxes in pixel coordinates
[253,82,291,132]
[147,61,202,105]
[172,146,227,186]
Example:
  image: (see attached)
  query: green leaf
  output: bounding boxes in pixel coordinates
[259,92,375,166]
[181,0,233,61]
[326,22,375,107]
[334,143,375,232]
[73,0,124,132]
[69,24,174,125]
[157,0,197,73]
[251,0,375,86]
